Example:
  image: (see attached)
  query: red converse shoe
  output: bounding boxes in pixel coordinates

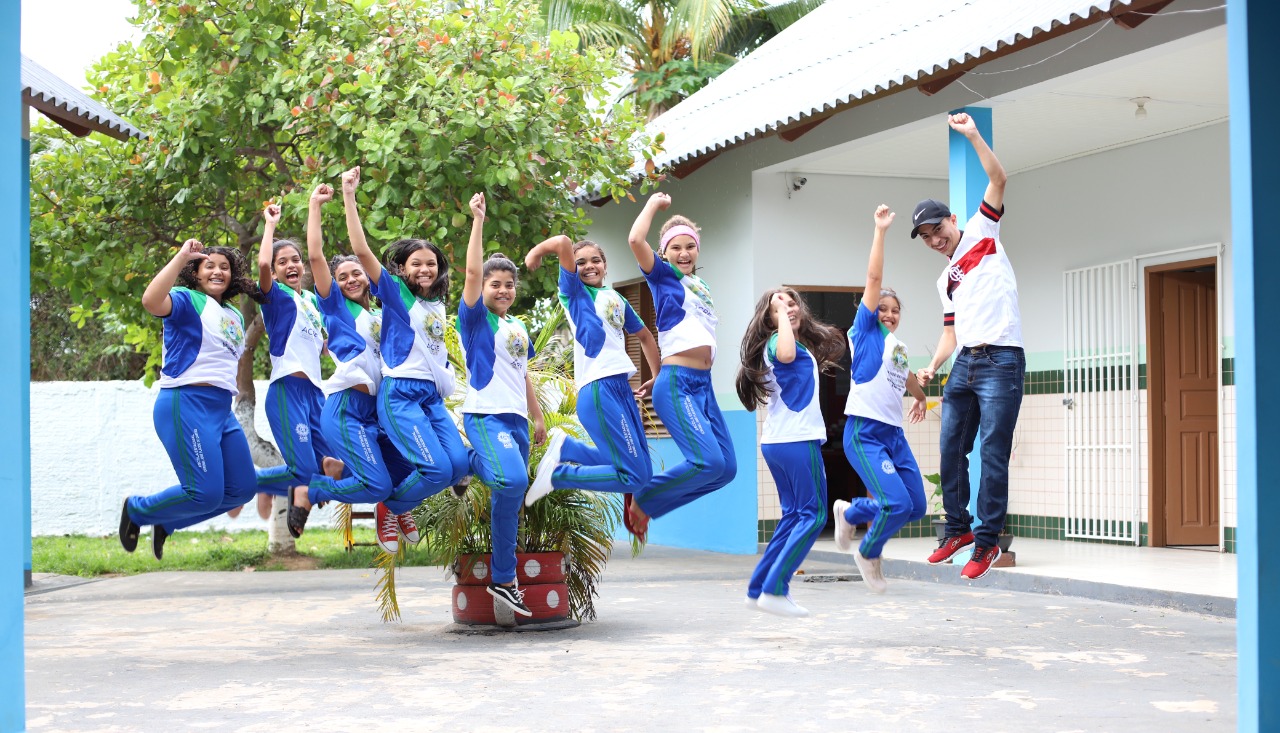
[961,545,1002,580]
[926,531,975,564]
[396,511,421,545]
[375,503,399,554]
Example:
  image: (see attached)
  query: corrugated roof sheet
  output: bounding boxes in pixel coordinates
[645,0,1133,170]
[21,55,146,141]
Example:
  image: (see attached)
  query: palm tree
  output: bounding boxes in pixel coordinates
[543,0,825,119]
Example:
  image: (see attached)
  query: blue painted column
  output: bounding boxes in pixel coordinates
[0,1,27,730]
[21,124,30,591]
[1229,0,1279,729]
[948,106,991,552]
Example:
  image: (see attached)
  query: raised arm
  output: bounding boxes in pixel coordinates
[307,184,334,298]
[627,192,670,274]
[142,239,206,317]
[524,235,574,274]
[862,205,894,311]
[949,113,1006,212]
[257,203,281,295]
[771,292,796,364]
[461,192,486,308]
[341,166,381,285]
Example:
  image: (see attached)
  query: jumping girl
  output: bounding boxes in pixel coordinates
[522,236,661,507]
[458,192,546,617]
[285,183,418,554]
[833,205,929,593]
[251,202,339,536]
[736,288,845,617]
[624,192,736,540]
[120,239,264,559]
[342,167,470,519]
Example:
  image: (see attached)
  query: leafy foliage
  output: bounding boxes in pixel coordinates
[30,287,147,380]
[29,0,659,380]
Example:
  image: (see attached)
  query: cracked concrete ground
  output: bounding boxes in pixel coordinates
[25,546,1235,732]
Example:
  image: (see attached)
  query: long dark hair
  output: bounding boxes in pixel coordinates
[177,246,265,305]
[385,238,450,301]
[735,287,844,412]
[482,252,519,286]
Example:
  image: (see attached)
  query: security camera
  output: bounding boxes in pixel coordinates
[791,177,807,191]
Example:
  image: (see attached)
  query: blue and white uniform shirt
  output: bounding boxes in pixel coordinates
[642,261,718,359]
[761,334,826,445]
[317,286,382,396]
[844,302,910,428]
[457,298,535,417]
[261,281,326,387]
[557,267,646,386]
[156,287,246,395]
[371,268,455,396]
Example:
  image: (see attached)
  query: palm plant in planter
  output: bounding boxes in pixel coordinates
[372,308,626,623]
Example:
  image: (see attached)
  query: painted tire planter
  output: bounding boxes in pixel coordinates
[452,552,571,626]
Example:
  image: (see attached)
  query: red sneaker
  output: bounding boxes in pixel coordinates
[375,503,399,554]
[961,545,1002,580]
[927,531,975,564]
[396,511,421,545]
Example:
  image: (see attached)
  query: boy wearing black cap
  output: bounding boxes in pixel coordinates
[912,112,1023,580]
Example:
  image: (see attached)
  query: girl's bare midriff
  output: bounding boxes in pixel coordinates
[662,345,714,371]
[351,383,370,394]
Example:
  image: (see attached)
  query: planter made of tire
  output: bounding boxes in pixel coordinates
[451,552,571,626]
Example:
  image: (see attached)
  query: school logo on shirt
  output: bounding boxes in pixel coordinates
[299,296,324,341]
[891,343,908,370]
[602,296,625,332]
[369,318,383,358]
[685,275,714,310]
[422,311,446,354]
[219,315,246,358]
[505,328,528,366]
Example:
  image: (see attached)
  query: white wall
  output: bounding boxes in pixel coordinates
[31,381,349,537]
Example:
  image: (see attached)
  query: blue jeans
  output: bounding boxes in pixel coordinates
[939,345,1024,549]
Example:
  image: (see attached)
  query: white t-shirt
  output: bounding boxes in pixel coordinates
[642,260,718,360]
[458,298,535,417]
[557,267,646,386]
[372,268,455,395]
[761,334,826,445]
[844,302,910,429]
[317,286,382,396]
[262,281,326,387]
[936,202,1023,349]
[156,287,247,395]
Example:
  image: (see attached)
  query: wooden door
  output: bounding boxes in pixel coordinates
[1157,270,1218,545]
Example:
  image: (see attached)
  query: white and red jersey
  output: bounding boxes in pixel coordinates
[936,201,1023,349]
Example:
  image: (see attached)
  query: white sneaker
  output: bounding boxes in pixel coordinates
[745,595,759,610]
[853,548,887,594]
[756,593,810,618]
[833,499,855,552]
[526,429,567,507]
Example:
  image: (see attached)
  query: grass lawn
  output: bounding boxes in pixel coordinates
[34,528,445,577]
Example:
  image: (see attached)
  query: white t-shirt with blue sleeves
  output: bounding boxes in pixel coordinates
[761,334,826,445]
[844,302,910,428]
[557,267,645,386]
[458,298,534,417]
[317,286,382,396]
[261,281,326,388]
[642,261,718,360]
[156,287,247,395]
[371,268,455,395]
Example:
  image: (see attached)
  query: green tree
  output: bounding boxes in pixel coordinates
[543,0,824,119]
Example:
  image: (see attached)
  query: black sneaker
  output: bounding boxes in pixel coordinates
[151,525,169,561]
[450,475,471,499]
[119,498,140,553]
[487,582,533,617]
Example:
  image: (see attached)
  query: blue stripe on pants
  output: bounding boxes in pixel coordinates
[748,440,827,598]
[378,376,469,504]
[634,365,736,519]
[464,413,530,585]
[308,389,418,513]
[842,416,927,559]
[552,373,652,494]
[128,386,257,533]
[255,375,332,496]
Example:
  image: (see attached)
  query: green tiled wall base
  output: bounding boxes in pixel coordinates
[918,358,1234,398]
[1224,526,1237,554]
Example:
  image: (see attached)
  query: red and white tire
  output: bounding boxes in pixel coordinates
[451,581,571,625]
[455,552,567,586]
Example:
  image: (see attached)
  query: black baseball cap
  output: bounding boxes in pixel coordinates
[910,199,951,238]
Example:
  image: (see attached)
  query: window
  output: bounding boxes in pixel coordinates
[616,279,669,438]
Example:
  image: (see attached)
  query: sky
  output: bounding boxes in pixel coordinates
[21,0,138,87]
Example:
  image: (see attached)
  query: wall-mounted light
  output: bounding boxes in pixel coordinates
[1131,96,1151,120]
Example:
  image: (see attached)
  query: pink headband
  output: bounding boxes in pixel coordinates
[659,225,700,254]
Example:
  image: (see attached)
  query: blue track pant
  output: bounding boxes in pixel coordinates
[748,440,828,598]
[127,386,257,533]
[634,365,737,518]
[464,413,529,585]
[842,416,926,559]
[552,374,652,494]
[309,389,420,514]
[255,375,332,496]
[378,376,469,502]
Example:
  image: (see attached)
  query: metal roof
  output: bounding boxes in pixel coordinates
[644,0,1148,173]
[21,55,146,141]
